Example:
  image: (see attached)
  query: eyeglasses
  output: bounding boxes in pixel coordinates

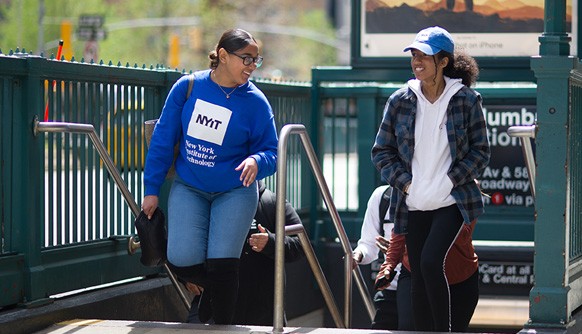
[228,51,263,68]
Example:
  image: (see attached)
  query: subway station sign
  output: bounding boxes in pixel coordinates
[478,261,534,295]
[480,105,536,208]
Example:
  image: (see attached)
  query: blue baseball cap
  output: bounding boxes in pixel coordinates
[403,26,454,55]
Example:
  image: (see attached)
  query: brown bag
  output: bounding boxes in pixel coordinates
[144,74,194,178]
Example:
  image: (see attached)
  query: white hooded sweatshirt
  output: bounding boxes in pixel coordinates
[406,76,464,211]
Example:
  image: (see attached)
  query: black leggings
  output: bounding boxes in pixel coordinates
[450,269,479,332]
[406,204,464,332]
[396,266,479,332]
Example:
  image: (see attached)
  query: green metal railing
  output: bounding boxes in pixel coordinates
[0,52,177,307]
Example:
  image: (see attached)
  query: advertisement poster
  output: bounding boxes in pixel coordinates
[361,0,573,57]
[481,105,536,208]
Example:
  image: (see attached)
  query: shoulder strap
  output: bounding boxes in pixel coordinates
[186,74,194,98]
[378,186,391,236]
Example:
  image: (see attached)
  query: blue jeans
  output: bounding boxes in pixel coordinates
[167,177,258,266]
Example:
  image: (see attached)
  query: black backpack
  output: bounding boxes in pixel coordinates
[375,186,391,263]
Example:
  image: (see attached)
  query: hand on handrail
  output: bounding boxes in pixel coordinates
[351,250,363,269]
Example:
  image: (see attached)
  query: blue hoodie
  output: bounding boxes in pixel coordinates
[144,70,278,195]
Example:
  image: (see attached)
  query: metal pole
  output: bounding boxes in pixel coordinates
[285,224,345,327]
[344,252,352,327]
[353,266,376,319]
[273,125,292,332]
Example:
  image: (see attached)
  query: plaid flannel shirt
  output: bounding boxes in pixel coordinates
[371,85,490,234]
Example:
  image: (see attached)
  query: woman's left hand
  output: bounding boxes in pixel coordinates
[248,224,269,252]
[235,157,258,187]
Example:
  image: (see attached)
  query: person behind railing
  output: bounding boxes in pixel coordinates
[351,184,401,329]
[371,26,490,332]
[185,180,305,325]
[141,28,278,325]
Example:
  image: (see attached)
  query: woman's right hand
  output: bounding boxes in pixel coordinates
[141,195,159,219]
[351,250,363,270]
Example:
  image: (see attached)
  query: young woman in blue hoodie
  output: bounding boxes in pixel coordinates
[371,26,490,332]
[141,28,278,325]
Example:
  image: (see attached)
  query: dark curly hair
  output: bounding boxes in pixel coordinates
[208,28,257,69]
[437,48,479,87]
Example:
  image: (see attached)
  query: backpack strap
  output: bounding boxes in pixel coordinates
[186,74,194,98]
[378,186,391,237]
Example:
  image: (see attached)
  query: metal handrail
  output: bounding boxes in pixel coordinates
[33,119,192,311]
[507,124,537,199]
[273,124,375,332]
[283,224,344,326]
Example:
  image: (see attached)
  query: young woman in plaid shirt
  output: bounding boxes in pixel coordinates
[371,26,490,332]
